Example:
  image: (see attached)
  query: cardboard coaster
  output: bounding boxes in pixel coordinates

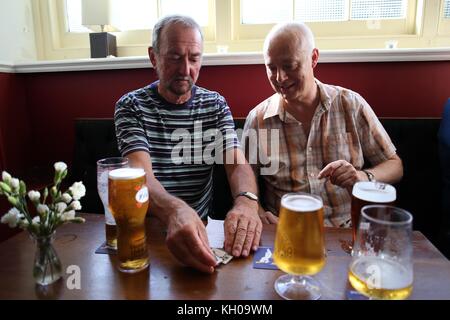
[253,246,279,270]
[95,241,117,255]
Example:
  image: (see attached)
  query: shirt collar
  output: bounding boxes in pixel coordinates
[262,78,333,122]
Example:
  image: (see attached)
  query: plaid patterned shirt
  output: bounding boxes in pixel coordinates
[242,79,396,227]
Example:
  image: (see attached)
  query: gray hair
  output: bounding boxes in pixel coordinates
[152,15,203,53]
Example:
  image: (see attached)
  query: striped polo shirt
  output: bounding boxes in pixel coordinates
[114,81,239,218]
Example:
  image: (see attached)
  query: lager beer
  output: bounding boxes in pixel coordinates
[348,205,413,300]
[109,168,149,273]
[351,181,396,243]
[273,193,325,275]
[97,157,129,249]
[349,257,413,300]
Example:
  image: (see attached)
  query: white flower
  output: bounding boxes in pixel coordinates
[62,210,76,221]
[1,208,22,228]
[10,178,19,191]
[55,202,67,213]
[2,171,11,183]
[27,190,40,202]
[69,182,86,201]
[37,204,49,215]
[32,216,40,227]
[18,218,29,229]
[54,162,67,173]
[69,201,82,211]
[61,193,72,203]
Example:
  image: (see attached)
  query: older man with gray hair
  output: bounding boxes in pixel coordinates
[115,15,261,273]
[242,22,403,227]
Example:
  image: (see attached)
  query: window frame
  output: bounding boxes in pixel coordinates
[34,0,216,60]
[233,0,418,40]
[31,0,450,61]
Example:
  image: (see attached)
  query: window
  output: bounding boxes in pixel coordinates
[444,0,450,18]
[66,0,209,32]
[31,0,450,60]
[350,0,407,20]
[241,0,409,23]
[439,0,450,36]
[236,0,417,39]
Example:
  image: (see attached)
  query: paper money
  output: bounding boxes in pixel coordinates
[212,248,233,265]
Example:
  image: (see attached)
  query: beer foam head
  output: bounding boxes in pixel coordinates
[109,168,145,180]
[352,181,396,203]
[281,194,322,212]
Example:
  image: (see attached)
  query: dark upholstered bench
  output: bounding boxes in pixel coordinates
[72,117,447,257]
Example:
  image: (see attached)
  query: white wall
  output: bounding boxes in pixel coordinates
[0,0,37,62]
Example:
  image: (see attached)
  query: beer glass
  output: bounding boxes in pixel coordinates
[108,168,149,273]
[97,157,129,249]
[348,205,413,300]
[346,181,396,253]
[273,193,326,300]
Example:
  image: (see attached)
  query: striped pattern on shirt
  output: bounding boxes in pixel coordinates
[114,82,239,219]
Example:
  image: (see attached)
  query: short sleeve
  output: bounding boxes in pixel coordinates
[114,94,151,157]
[356,96,397,165]
[216,95,240,152]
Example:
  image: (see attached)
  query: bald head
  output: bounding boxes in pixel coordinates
[263,22,316,57]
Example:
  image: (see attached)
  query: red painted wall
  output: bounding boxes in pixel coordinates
[0,72,30,241]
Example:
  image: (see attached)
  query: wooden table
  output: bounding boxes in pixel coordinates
[0,213,449,300]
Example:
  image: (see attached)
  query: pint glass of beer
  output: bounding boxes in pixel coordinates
[108,168,149,273]
[351,181,396,245]
[97,157,129,249]
[348,205,413,300]
[273,193,326,300]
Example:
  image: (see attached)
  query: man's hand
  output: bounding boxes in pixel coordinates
[317,160,366,189]
[258,206,278,224]
[224,198,262,257]
[165,204,217,273]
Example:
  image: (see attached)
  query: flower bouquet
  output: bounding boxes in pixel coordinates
[0,162,86,285]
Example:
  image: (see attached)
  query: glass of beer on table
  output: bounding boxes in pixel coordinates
[273,193,326,300]
[350,181,396,250]
[97,157,129,249]
[108,167,149,273]
[348,205,413,300]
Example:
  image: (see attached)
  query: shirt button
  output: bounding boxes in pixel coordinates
[310,173,315,177]
[308,147,313,152]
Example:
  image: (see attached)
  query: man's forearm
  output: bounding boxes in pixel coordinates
[224,149,258,198]
[365,155,403,184]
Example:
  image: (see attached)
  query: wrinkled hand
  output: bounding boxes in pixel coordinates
[258,207,278,225]
[317,160,365,189]
[165,204,217,273]
[224,199,262,257]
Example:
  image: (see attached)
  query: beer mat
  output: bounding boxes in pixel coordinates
[346,290,369,300]
[253,246,279,270]
[95,242,117,255]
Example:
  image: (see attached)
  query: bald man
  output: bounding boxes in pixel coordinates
[242,22,403,227]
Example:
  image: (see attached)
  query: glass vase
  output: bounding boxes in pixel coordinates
[33,234,62,286]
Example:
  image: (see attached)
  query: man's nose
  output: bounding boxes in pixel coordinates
[276,69,287,83]
[178,57,190,76]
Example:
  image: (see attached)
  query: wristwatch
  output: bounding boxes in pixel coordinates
[362,170,375,182]
[235,191,258,202]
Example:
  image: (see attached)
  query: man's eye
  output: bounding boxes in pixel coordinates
[285,64,297,70]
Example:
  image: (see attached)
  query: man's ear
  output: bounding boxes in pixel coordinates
[148,46,157,68]
[311,48,319,69]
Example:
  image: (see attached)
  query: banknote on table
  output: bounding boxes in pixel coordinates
[212,248,233,265]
